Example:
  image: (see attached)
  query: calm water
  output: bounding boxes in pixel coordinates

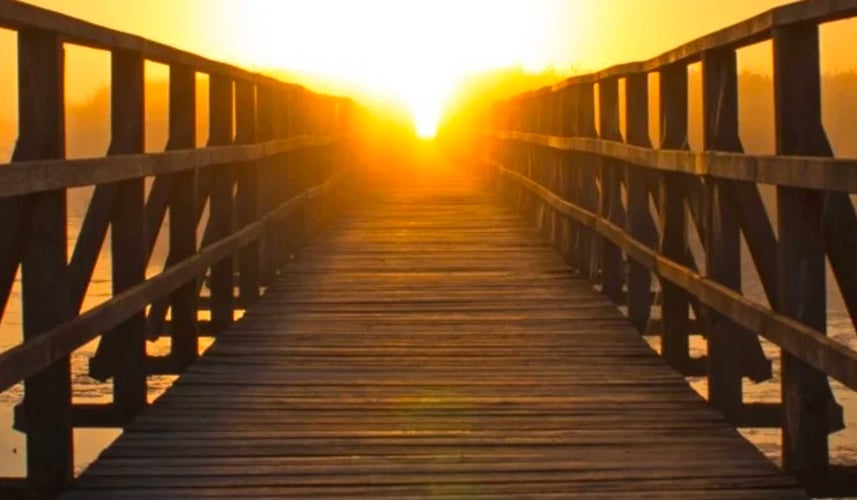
[0,211,855,480]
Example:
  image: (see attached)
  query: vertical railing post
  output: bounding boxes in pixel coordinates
[577,82,599,281]
[256,84,277,284]
[529,96,542,217]
[701,47,744,421]
[658,63,691,371]
[772,21,837,478]
[236,80,260,305]
[532,94,544,220]
[314,96,331,233]
[508,100,518,170]
[293,90,312,243]
[562,85,585,270]
[534,93,548,232]
[519,96,528,213]
[108,49,147,417]
[597,77,624,302]
[275,86,295,269]
[280,86,303,262]
[166,63,198,367]
[14,28,72,494]
[624,72,656,333]
[547,90,562,251]
[555,88,574,265]
[515,99,527,200]
[208,74,235,330]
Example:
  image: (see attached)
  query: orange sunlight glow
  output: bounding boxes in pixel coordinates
[236,1,571,137]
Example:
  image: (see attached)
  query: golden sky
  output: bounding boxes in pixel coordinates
[3,0,857,135]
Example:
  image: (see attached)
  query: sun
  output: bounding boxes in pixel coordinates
[401,81,452,139]
[234,0,569,138]
[413,104,442,139]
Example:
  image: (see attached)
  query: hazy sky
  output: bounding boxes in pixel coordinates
[1,0,856,132]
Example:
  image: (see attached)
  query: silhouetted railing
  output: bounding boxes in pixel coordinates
[485,0,857,495]
[0,0,354,495]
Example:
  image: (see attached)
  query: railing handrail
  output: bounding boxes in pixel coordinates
[0,135,336,198]
[494,131,857,192]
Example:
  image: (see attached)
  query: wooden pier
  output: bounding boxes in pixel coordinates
[61,168,805,498]
[1,0,857,498]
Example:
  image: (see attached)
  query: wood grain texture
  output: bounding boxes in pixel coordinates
[62,164,806,499]
[166,63,200,368]
[16,28,73,494]
[772,22,836,477]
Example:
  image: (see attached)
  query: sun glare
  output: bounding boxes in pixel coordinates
[235,0,568,137]
[413,105,442,139]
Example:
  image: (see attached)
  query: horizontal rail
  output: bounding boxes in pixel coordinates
[0,135,334,198]
[496,131,857,192]
[493,160,857,392]
[514,0,857,95]
[0,0,296,89]
[0,169,347,394]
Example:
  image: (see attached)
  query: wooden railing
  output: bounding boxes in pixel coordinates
[0,1,355,495]
[484,0,857,494]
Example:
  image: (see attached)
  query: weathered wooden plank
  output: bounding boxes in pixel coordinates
[59,485,809,500]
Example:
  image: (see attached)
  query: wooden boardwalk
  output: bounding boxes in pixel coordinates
[62,165,807,499]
